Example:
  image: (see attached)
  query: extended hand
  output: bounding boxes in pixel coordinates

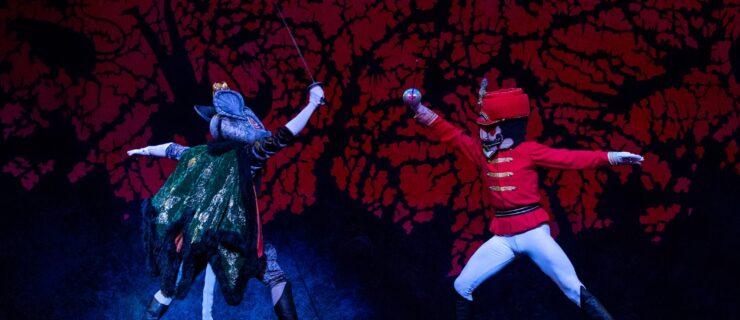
[608,151,644,165]
[127,147,151,156]
[308,82,325,106]
[126,143,172,157]
[402,88,437,126]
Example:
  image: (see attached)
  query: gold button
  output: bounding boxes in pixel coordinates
[489,186,516,191]
[487,172,514,178]
[489,157,513,164]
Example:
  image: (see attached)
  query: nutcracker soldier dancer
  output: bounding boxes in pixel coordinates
[402,83,642,320]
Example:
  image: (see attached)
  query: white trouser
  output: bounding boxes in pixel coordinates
[153,263,218,320]
[202,264,216,320]
[453,224,584,305]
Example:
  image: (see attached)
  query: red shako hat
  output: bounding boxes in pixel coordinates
[477,88,530,126]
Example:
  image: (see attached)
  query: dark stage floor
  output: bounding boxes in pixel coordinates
[2,172,740,320]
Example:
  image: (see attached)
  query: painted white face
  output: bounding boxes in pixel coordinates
[479,125,501,143]
[479,125,514,158]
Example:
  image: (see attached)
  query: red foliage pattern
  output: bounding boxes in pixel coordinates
[1,0,738,275]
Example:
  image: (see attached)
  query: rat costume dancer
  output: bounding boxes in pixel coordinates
[402,83,643,320]
[128,81,324,320]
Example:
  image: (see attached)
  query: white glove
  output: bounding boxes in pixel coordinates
[401,88,437,126]
[414,104,439,126]
[127,143,172,157]
[608,151,644,165]
[308,83,325,107]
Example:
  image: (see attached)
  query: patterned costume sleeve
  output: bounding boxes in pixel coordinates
[165,143,190,160]
[426,117,484,165]
[525,142,609,170]
[249,126,295,173]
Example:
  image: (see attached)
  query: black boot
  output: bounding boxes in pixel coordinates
[274,281,298,320]
[143,297,169,320]
[455,294,473,320]
[580,286,614,320]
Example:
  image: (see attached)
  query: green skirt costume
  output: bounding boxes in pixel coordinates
[143,143,262,306]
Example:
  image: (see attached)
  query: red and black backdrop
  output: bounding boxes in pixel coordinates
[1,0,738,319]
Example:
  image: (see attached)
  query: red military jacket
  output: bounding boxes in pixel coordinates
[428,117,610,235]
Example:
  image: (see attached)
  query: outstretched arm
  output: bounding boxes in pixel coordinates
[127,143,190,160]
[527,142,643,170]
[247,85,325,175]
[403,88,483,165]
[285,84,324,135]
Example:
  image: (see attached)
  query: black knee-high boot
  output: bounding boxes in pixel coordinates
[580,286,614,320]
[274,281,298,320]
[143,297,169,320]
[455,293,473,320]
